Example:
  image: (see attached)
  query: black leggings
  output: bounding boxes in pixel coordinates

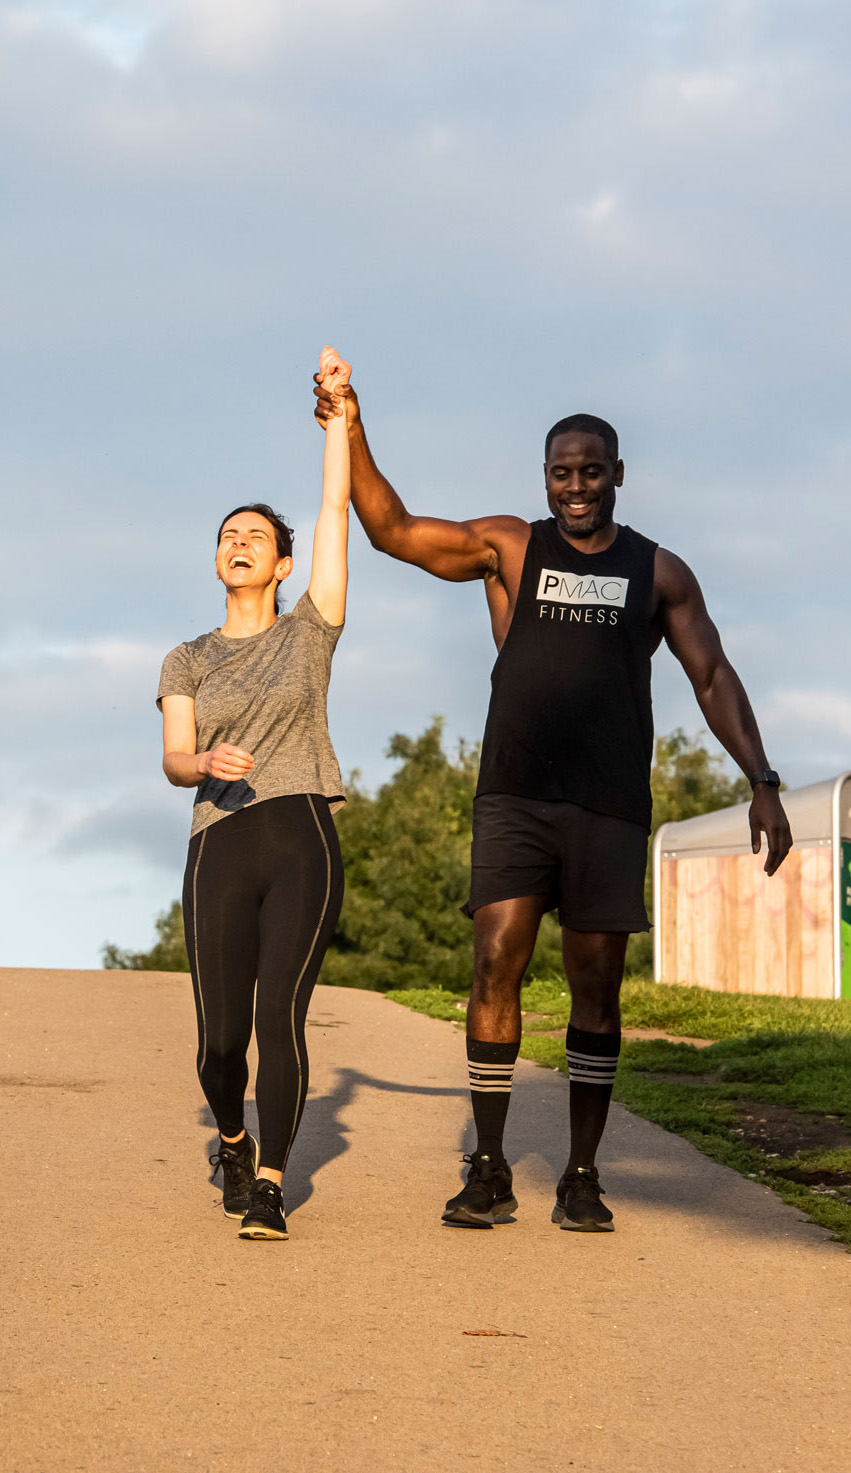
[182,795,344,1171]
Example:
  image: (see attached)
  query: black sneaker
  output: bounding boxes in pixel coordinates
[552,1165,614,1232]
[208,1132,259,1219]
[442,1152,518,1228]
[238,1178,288,1240]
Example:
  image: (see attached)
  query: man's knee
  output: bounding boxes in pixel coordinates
[569,987,621,1033]
[562,931,626,1031]
[472,930,527,1003]
[566,974,621,1032]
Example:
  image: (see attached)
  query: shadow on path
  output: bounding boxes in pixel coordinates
[201,1067,468,1216]
[503,1072,821,1239]
[200,1061,821,1243]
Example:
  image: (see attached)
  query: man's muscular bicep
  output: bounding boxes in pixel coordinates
[397,513,526,583]
[396,514,497,581]
[655,547,726,693]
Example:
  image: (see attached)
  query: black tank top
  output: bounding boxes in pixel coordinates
[477,519,657,830]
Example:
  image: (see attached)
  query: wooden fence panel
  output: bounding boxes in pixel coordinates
[658,846,834,999]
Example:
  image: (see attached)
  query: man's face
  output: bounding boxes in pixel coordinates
[544,431,624,540]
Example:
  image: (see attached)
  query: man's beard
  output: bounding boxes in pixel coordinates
[554,489,616,540]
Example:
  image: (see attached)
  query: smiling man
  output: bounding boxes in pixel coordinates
[314,381,792,1234]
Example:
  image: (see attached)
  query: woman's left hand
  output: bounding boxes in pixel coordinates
[317,346,351,412]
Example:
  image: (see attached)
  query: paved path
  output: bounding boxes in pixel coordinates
[2,968,849,1473]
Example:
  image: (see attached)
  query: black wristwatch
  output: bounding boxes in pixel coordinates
[749,769,781,789]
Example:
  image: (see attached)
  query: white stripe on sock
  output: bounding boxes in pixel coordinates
[566,1046,618,1085]
[468,1061,516,1093]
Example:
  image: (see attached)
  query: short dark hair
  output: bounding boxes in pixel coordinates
[545,414,619,464]
[217,503,294,614]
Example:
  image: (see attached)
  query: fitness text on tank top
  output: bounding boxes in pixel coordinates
[476,519,658,830]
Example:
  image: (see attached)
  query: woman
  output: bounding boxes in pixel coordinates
[157,346,351,1240]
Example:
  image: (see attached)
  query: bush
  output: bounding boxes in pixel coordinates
[323,719,562,991]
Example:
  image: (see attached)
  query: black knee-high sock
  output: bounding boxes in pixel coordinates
[467,1037,520,1161]
[565,1024,621,1170]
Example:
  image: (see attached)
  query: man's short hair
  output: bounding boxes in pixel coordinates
[545,414,619,464]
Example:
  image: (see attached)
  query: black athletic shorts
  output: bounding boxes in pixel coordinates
[465,792,650,933]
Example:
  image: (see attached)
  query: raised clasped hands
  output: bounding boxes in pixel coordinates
[314,345,356,429]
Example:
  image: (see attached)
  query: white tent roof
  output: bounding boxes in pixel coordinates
[656,772,851,859]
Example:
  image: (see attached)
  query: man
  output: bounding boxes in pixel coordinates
[314,373,792,1233]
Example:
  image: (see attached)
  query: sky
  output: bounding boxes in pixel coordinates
[1,0,850,967]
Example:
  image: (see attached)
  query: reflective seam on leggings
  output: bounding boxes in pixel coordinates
[192,828,209,1077]
[283,794,332,1167]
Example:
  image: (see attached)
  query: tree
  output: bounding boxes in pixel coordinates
[650,727,752,835]
[324,718,562,991]
[102,900,190,972]
[103,723,750,985]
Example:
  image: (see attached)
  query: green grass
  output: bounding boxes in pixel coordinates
[521,973,851,1039]
[387,978,851,1249]
[385,987,467,1022]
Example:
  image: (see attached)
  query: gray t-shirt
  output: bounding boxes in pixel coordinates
[157,592,345,837]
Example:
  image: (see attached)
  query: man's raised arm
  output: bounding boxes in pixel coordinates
[314,373,519,583]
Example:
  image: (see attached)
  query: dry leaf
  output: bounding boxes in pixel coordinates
[463,1329,526,1338]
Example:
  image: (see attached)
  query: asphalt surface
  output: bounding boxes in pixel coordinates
[2,967,849,1473]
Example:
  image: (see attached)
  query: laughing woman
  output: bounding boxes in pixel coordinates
[157,347,351,1240]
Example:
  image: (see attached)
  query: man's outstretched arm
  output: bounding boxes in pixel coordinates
[314,375,524,582]
[656,548,793,876]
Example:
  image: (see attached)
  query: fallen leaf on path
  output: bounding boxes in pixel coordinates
[463,1329,527,1338]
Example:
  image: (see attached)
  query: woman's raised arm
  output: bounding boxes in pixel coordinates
[308,346,351,627]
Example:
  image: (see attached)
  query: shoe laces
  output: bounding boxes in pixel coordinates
[564,1167,605,1203]
[461,1152,503,1183]
[249,1177,282,1206]
[208,1141,253,1189]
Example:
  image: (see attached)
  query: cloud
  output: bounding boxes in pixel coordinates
[0,633,163,673]
[53,788,189,868]
[2,3,156,69]
[0,783,188,867]
[762,689,851,744]
[165,0,289,69]
[1,0,850,963]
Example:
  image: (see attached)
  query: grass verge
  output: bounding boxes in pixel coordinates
[387,978,851,1249]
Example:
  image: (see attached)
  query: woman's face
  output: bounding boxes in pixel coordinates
[216,512,292,595]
